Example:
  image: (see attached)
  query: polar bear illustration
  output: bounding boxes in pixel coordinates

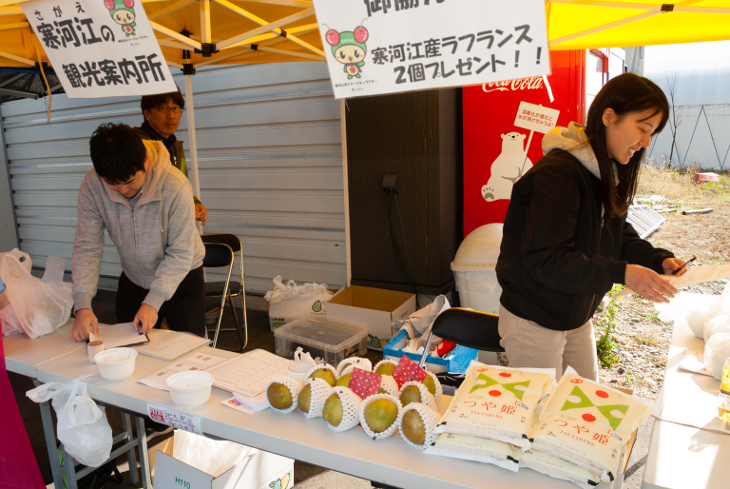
[481,132,533,202]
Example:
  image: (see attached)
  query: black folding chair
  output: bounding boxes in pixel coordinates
[418,307,504,370]
[201,234,248,352]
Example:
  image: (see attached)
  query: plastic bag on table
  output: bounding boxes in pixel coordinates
[0,254,72,338]
[704,315,730,344]
[26,375,113,467]
[393,295,451,353]
[704,332,730,380]
[172,430,254,478]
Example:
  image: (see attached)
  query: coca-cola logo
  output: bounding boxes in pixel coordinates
[482,76,544,93]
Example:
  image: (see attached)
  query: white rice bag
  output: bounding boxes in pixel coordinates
[521,449,602,489]
[435,365,554,448]
[424,432,522,473]
[530,367,652,482]
[703,332,730,380]
[704,316,730,344]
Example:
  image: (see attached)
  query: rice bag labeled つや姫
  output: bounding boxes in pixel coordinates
[435,365,554,448]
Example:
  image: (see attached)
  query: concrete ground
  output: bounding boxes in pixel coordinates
[10,275,653,489]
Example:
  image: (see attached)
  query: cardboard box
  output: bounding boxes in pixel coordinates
[149,435,294,489]
[326,286,416,345]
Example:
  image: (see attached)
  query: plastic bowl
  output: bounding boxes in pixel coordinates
[95,348,138,381]
[165,371,214,408]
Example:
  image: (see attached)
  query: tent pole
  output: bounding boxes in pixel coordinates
[184,74,202,227]
[340,98,351,288]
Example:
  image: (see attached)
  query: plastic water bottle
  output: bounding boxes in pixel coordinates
[721,356,730,407]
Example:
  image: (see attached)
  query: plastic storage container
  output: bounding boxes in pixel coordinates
[274,317,369,366]
[383,329,478,374]
[451,223,503,314]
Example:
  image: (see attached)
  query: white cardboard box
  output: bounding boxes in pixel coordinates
[326,285,416,342]
[150,436,293,489]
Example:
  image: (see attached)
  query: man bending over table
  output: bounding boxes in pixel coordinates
[70,123,206,341]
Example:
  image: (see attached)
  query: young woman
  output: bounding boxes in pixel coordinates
[495,73,686,381]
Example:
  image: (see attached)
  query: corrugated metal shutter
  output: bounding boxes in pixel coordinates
[1,61,346,293]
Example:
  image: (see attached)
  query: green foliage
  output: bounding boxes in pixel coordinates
[594,285,623,369]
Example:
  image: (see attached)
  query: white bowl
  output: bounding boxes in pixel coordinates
[95,348,138,381]
[165,371,214,408]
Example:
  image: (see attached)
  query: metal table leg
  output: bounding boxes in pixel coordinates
[39,400,65,489]
[122,413,139,485]
[136,416,152,489]
[60,444,79,489]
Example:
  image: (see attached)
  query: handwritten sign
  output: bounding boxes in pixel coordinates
[22,0,176,98]
[514,101,559,134]
[312,0,549,99]
[147,403,203,435]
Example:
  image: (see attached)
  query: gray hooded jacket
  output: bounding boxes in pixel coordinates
[72,140,205,312]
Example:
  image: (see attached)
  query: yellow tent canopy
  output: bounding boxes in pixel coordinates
[1,0,730,70]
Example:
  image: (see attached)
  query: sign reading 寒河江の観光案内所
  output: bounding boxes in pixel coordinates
[22,0,177,98]
[311,0,550,99]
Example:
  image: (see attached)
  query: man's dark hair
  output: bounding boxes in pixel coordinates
[89,123,147,184]
[140,88,185,122]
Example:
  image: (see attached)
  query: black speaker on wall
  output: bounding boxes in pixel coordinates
[345,88,463,296]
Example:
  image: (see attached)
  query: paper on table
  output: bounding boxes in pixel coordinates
[133,328,210,361]
[677,349,713,377]
[207,349,294,398]
[233,391,269,412]
[221,397,257,415]
[89,322,149,349]
[620,264,730,296]
[138,351,229,391]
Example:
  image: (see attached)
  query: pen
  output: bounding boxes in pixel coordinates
[672,256,696,276]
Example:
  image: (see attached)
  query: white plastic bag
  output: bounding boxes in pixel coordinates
[704,332,730,380]
[263,275,334,329]
[26,376,113,467]
[172,430,254,478]
[0,253,72,338]
[655,293,716,339]
[704,315,730,344]
[393,295,450,353]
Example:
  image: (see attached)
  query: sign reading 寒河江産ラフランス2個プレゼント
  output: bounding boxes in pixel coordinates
[312,0,550,99]
[21,0,177,98]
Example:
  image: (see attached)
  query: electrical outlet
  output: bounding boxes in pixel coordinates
[382,174,399,193]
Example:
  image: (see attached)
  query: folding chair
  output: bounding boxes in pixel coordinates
[418,307,504,369]
[201,234,248,352]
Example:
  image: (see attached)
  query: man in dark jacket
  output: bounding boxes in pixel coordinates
[137,89,207,224]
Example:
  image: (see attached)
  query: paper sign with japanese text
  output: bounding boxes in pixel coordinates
[514,101,560,134]
[147,403,203,435]
[22,0,176,98]
[311,0,550,99]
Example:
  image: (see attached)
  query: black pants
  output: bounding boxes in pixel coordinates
[116,266,205,337]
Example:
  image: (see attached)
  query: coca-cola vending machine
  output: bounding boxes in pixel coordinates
[463,50,587,236]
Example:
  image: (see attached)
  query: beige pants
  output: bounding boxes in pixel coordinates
[498,305,599,381]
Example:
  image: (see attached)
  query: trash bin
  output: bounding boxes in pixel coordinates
[450,223,503,314]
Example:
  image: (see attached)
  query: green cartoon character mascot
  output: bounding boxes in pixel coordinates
[323,20,369,80]
[105,0,137,37]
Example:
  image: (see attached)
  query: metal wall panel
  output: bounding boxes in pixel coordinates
[1,62,346,293]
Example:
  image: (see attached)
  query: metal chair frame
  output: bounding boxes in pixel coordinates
[201,236,248,352]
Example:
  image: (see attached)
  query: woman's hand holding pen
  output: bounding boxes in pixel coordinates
[625,264,679,303]
[664,257,693,276]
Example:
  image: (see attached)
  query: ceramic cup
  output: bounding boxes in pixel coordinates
[287,363,313,382]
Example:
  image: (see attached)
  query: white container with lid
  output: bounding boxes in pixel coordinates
[450,223,503,314]
[274,317,369,366]
[165,371,214,408]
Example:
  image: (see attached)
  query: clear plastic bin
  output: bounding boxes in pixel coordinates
[274,317,369,366]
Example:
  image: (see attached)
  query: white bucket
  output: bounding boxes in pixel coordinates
[451,223,503,315]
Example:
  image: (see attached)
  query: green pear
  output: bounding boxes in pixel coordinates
[267,382,293,410]
[423,376,436,396]
[335,373,352,387]
[401,409,426,445]
[399,385,422,407]
[298,383,312,413]
[363,399,399,433]
[374,363,396,376]
[323,393,343,427]
[308,368,336,387]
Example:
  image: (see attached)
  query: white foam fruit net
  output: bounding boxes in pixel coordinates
[325,386,363,432]
[399,381,437,411]
[373,359,398,375]
[398,402,440,451]
[337,357,372,376]
[305,363,338,384]
[265,376,302,414]
[301,378,332,419]
[358,394,403,440]
[424,369,443,403]
[379,375,399,397]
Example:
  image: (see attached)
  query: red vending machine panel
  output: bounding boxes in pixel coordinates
[462,50,586,236]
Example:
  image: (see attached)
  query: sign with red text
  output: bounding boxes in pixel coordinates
[22,0,176,98]
[147,403,203,434]
[312,0,549,99]
[514,101,560,134]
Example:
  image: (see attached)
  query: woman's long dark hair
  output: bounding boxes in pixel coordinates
[584,73,669,217]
